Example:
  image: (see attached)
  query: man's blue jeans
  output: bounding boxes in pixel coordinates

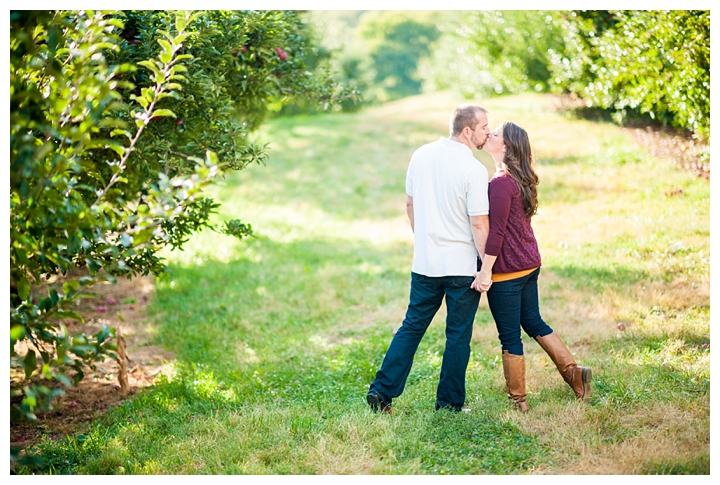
[486,267,553,355]
[368,272,481,411]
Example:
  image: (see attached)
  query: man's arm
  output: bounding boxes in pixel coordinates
[406,195,414,232]
[469,214,489,261]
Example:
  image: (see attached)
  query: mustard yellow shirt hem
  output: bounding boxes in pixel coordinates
[491,267,539,283]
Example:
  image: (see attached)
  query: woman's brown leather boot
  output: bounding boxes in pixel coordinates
[501,351,529,412]
[535,333,592,401]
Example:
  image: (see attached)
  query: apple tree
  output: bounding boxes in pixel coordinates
[10,9,357,422]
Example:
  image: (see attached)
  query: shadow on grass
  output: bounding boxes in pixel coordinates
[641,454,710,475]
[399,410,541,474]
[582,329,710,413]
[149,234,413,397]
[544,261,649,291]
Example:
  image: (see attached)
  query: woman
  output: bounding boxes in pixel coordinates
[472,122,592,412]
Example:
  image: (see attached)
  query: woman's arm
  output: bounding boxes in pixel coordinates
[473,254,496,292]
[472,176,514,292]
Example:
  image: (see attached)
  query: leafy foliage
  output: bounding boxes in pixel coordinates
[10,9,355,425]
[301,11,442,107]
[357,11,440,102]
[455,11,564,95]
[550,10,710,139]
[424,10,709,140]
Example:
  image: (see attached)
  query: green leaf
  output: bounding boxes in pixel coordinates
[151,109,177,119]
[138,60,161,77]
[24,350,37,379]
[110,129,133,139]
[173,33,191,45]
[176,12,187,33]
[63,280,80,296]
[16,276,30,301]
[70,345,94,357]
[86,258,102,275]
[206,150,219,166]
[56,309,85,324]
[158,39,174,63]
[73,371,85,386]
[10,325,26,347]
[55,373,73,387]
[96,325,111,344]
[22,393,37,411]
[164,82,184,91]
[132,228,154,246]
[49,288,59,306]
[132,94,150,110]
[141,87,155,102]
[169,64,188,75]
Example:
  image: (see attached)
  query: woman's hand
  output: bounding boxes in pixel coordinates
[471,270,493,293]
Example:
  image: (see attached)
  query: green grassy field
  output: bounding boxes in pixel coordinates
[20,92,710,474]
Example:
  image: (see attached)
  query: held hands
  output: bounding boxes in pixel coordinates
[471,270,492,293]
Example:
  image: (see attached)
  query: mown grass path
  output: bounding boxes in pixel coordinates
[29,92,709,474]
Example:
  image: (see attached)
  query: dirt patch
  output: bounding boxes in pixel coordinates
[624,125,709,180]
[10,270,175,454]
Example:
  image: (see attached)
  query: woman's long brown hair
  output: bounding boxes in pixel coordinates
[502,122,539,218]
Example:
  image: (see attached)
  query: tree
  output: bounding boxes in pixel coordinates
[421,11,565,97]
[10,9,356,425]
[425,10,709,141]
[550,10,710,140]
[292,10,368,114]
[357,11,440,102]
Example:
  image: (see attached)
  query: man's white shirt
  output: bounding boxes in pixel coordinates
[405,137,489,277]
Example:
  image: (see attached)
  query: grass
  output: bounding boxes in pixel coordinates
[16,91,710,475]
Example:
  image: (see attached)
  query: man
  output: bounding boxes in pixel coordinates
[367,104,491,413]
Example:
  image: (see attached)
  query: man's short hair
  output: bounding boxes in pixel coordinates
[449,104,488,136]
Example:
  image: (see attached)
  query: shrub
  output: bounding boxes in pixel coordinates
[550,10,710,139]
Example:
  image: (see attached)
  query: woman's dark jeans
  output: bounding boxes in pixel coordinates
[486,267,553,356]
[368,272,481,411]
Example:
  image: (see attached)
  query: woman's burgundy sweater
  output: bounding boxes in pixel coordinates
[483,172,542,274]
